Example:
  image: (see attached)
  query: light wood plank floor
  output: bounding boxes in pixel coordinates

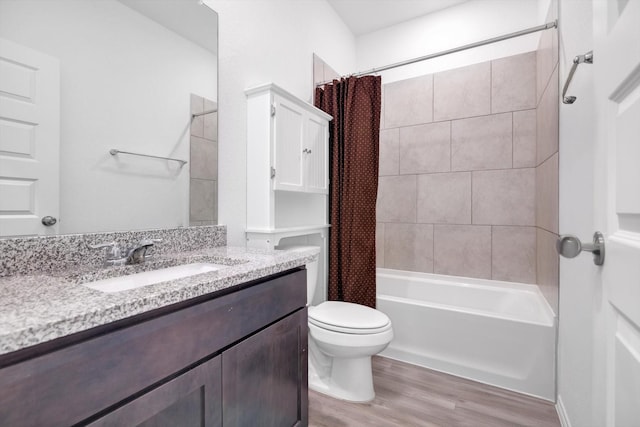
[309,356,560,427]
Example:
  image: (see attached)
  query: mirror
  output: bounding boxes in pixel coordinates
[0,0,218,237]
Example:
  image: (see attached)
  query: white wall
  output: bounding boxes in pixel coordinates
[0,0,216,234]
[356,0,543,83]
[556,0,602,425]
[206,0,356,246]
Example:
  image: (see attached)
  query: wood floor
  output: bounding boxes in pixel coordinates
[309,356,560,427]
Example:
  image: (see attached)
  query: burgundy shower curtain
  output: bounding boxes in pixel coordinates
[315,76,381,308]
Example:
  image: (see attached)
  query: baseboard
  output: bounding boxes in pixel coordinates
[556,395,572,427]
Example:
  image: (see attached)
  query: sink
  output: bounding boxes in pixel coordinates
[82,263,224,293]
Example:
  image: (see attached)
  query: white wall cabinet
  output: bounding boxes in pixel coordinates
[245,83,331,304]
[246,83,331,231]
[271,89,329,194]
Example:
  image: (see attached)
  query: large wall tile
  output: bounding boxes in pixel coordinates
[399,122,450,174]
[434,225,491,279]
[384,223,434,272]
[190,94,204,138]
[491,51,537,113]
[536,67,559,165]
[376,222,385,267]
[377,175,417,223]
[536,153,559,233]
[451,113,512,171]
[417,172,471,224]
[537,228,559,314]
[313,53,324,86]
[384,75,433,128]
[381,85,385,130]
[536,5,558,105]
[492,226,536,283]
[472,168,535,226]
[513,109,537,168]
[203,100,218,142]
[190,178,216,222]
[379,128,400,176]
[191,136,217,180]
[434,62,491,121]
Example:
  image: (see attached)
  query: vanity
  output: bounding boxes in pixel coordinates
[0,226,313,426]
[0,2,312,424]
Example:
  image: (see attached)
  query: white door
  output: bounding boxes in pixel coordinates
[304,115,328,194]
[272,95,304,192]
[0,38,60,237]
[593,1,640,425]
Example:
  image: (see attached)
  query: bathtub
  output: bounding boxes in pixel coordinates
[376,268,556,401]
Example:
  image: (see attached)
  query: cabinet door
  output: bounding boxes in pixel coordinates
[273,95,305,191]
[304,114,328,194]
[88,356,222,427]
[222,308,308,427]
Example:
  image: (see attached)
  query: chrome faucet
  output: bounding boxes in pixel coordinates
[89,239,162,267]
[124,239,161,265]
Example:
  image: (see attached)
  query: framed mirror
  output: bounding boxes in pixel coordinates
[0,0,218,237]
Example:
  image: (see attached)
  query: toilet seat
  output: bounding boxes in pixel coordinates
[309,301,391,335]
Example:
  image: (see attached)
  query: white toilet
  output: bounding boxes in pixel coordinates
[282,245,393,402]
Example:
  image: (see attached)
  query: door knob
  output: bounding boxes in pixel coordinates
[41,216,57,226]
[556,231,605,266]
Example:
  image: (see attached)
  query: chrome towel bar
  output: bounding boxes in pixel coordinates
[191,108,217,118]
[562,50,593,104]
[109,149,188,166]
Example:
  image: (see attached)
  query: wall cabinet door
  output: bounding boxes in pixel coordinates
[273,95,305,192]
[304,114,328,193]
[222,308,308,427]
[88,356,222,427]
[272,93,328,195]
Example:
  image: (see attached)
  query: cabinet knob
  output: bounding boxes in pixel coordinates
[41,216,57,226]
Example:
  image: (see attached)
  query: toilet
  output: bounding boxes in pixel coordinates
[281,245,393,402]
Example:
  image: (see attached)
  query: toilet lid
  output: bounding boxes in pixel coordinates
[309,301,391,334]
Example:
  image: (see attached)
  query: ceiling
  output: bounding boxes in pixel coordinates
[327,0,471,36]
[118,0,217,53]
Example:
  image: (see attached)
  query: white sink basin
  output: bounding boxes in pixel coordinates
[82,263,224,293]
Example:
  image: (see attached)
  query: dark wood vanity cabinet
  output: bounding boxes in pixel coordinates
[89,355,223,427]
[0,268,308,427]
[223,309,308,426]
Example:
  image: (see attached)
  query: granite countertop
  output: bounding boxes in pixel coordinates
[0,246,316,356]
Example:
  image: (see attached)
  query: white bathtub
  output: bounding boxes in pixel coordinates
[376,268,556,401]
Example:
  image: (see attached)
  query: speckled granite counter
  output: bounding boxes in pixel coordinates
[0,246,317,356]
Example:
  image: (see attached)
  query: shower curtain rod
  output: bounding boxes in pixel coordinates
[316,20,558,86]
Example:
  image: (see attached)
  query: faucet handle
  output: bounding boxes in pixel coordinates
[88,241,116,249]
[139,238,163,246]
[88,241,121,258]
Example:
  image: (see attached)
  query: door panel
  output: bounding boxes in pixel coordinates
[305,115,328,194]
[273,96,304,191]
[0,38,60,236]
[222,308,308,427]
[594,0,640,424]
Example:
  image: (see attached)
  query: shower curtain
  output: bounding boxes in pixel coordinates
[314,76,381,308]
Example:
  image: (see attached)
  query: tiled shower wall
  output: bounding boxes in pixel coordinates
[376,51,544,285]
[535,7,560,312]
[190,94,218,226]
[313,45,559,311]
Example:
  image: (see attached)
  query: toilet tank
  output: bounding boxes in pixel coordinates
[277,245,320,306]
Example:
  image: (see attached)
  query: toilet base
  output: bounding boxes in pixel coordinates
[309,354,376,402]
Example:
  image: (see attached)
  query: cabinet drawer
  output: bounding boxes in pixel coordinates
[89,356,222,427]
[0,268,306,426]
